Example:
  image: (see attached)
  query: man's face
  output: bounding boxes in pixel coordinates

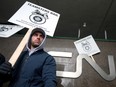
[31,32,44,49]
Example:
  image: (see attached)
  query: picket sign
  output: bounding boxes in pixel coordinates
[8,1,60,66]
[9,29,32,66]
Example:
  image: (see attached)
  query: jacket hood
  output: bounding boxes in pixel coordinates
[26,28,46,55]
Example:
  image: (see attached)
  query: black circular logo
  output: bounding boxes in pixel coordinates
[29,14,46,24]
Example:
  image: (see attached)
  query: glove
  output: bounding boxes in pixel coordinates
[0,53,5,65]
[0,61,12,81]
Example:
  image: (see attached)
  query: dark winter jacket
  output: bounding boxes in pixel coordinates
[9,49,56,87]
[0,53,5,87]
[8,28,57,87]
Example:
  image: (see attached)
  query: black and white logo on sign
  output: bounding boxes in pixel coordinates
[81,40,92,52]
[29,10,48,24]
[0,26,12,32]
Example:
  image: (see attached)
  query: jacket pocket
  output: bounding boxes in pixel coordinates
[27,77,44,87]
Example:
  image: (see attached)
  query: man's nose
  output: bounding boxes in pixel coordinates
[37,35,41,39]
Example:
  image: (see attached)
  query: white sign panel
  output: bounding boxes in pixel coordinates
[74,35,100,56]
[0,24,24,38]
[8,1,60,36]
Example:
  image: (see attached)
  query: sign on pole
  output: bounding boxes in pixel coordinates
[74,35,100,56]
[8,1,60,66]
[8,1,60,36]
[0,24,24,38]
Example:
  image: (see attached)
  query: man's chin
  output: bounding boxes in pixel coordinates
[33,44,40,48]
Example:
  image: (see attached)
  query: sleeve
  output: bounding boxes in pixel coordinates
[0,80,3,87]
[0,53,5,65]
[42,55,57,87]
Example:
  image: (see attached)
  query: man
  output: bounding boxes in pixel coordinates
[0,28,57,87]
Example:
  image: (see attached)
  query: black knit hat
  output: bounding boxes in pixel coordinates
[31,28,45,37]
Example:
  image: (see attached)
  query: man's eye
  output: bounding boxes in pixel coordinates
[33,33,38,36]
[40,35,44,38]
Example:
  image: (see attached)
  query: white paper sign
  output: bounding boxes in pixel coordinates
[8,1,60,36]
[74,35,100,56]
[0,24,24,38]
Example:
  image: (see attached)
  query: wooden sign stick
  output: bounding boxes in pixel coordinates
[9,29,32,66]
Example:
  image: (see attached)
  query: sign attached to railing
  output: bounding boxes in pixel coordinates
[74,35,100,56]
[8,1,60,36]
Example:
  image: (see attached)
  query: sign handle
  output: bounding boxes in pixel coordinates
[9,29,32,66]
[90,55,96,62]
